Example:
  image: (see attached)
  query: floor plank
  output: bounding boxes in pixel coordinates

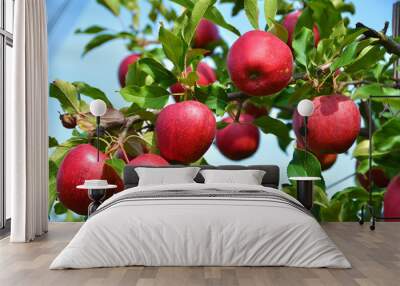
[0,222,399,286]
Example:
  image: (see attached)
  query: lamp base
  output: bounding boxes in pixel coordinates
[289,177,320,210]
[296,180,313,210]
[87,188,107,216]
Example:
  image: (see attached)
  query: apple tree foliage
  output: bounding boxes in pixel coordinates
[49,0,400,221]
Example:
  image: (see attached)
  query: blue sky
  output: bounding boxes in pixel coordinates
[47,0,399,196]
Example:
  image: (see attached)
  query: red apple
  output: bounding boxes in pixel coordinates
[293,94,361,154]
[128,153,169,166]
[316,153,337,171]
[57,144,124,215]
[296,140,337,171]
[384,175,400,220]
[193,19,220,49]
[170,62,217,99]
[227,30,293,96]
[282,10,320,49]
[357,167,390,189]
[216,114,260,160]
[118,54,141,87]
[243,101,268,118]
[155,100,216,163]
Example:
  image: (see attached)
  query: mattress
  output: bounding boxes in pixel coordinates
[50,183,351,269]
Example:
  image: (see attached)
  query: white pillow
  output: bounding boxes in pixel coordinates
[135,167,201,186]
[200,169,266,185]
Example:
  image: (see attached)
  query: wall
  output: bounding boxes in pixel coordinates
[47,0,398,220]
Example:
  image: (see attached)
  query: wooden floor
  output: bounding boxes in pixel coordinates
[0,223,400,286]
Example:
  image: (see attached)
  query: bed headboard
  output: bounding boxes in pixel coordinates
[123,165,280,189]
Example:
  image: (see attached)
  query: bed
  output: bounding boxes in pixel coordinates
[50,165,351,269]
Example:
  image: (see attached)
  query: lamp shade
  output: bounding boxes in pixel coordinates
[90,100,107,117]
[297,99,314,117]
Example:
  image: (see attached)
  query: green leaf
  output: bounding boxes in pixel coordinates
[333,186,369,202]
[320,199,341,221]
[356,159,369,175]
[73,82,113,107]
[308,1,341,39]
[96,0,120,16]
[254,116,293,152]
[287,148,325,189]
[244,0,259,30]
[216,121,229,129]
[54,201,68,215]
[142,131,155,148]
[120,85,170,109]
[264,0,277,28]
[352,140,370,158]
[121,0,138,10]
[281,184,297,198]
[204,7,241,36]
[330,186,371,221]
[346,46,385,73]
[105,158,126,177]
[138,58,177,87]
[49,146,71,167]
[82,32,134,56]
[191,156,209,166]
[330,42,358,71]
[294,7,314,34]
[125,61,149,87]
[125,103,158,122]
[181,71,199,87]
[83,34,116,55]
[373,117,400,153]
[341,27,367,47]
[49,136,59,148]
[49,137,88,166]
[292,27,314,69]
[313,186,330,208]
[352,84,383,100]
[75,25,107,34]
[183,0,216,44]
[186,48,209,64]
[146,132,160,154]
[371,118,400,170]
[381,87,400,97]
[196,83,229,116]
[159,26,186,72]
[171,0,240,36]
[170,0,194,9]
[268,19,288,43]
[50,80,81,113]
[335,2,355,14]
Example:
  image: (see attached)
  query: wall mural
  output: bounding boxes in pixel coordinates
[48,0,400,222]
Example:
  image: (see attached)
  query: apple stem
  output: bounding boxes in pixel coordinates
[234,100,243,122]
[228,91,248,101]
[118,142,130,163]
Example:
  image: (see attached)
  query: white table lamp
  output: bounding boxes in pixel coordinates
[89,100,107,162]
[297,99,315,153]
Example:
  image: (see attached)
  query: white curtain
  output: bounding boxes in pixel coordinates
[7,0,48,242]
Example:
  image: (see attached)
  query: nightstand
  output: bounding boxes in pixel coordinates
[77,183,117,216]
[288,177,321,210]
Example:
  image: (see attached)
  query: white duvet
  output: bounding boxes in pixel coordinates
[50,183,351,269]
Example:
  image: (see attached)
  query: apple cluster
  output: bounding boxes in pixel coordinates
[55,6,395,219]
